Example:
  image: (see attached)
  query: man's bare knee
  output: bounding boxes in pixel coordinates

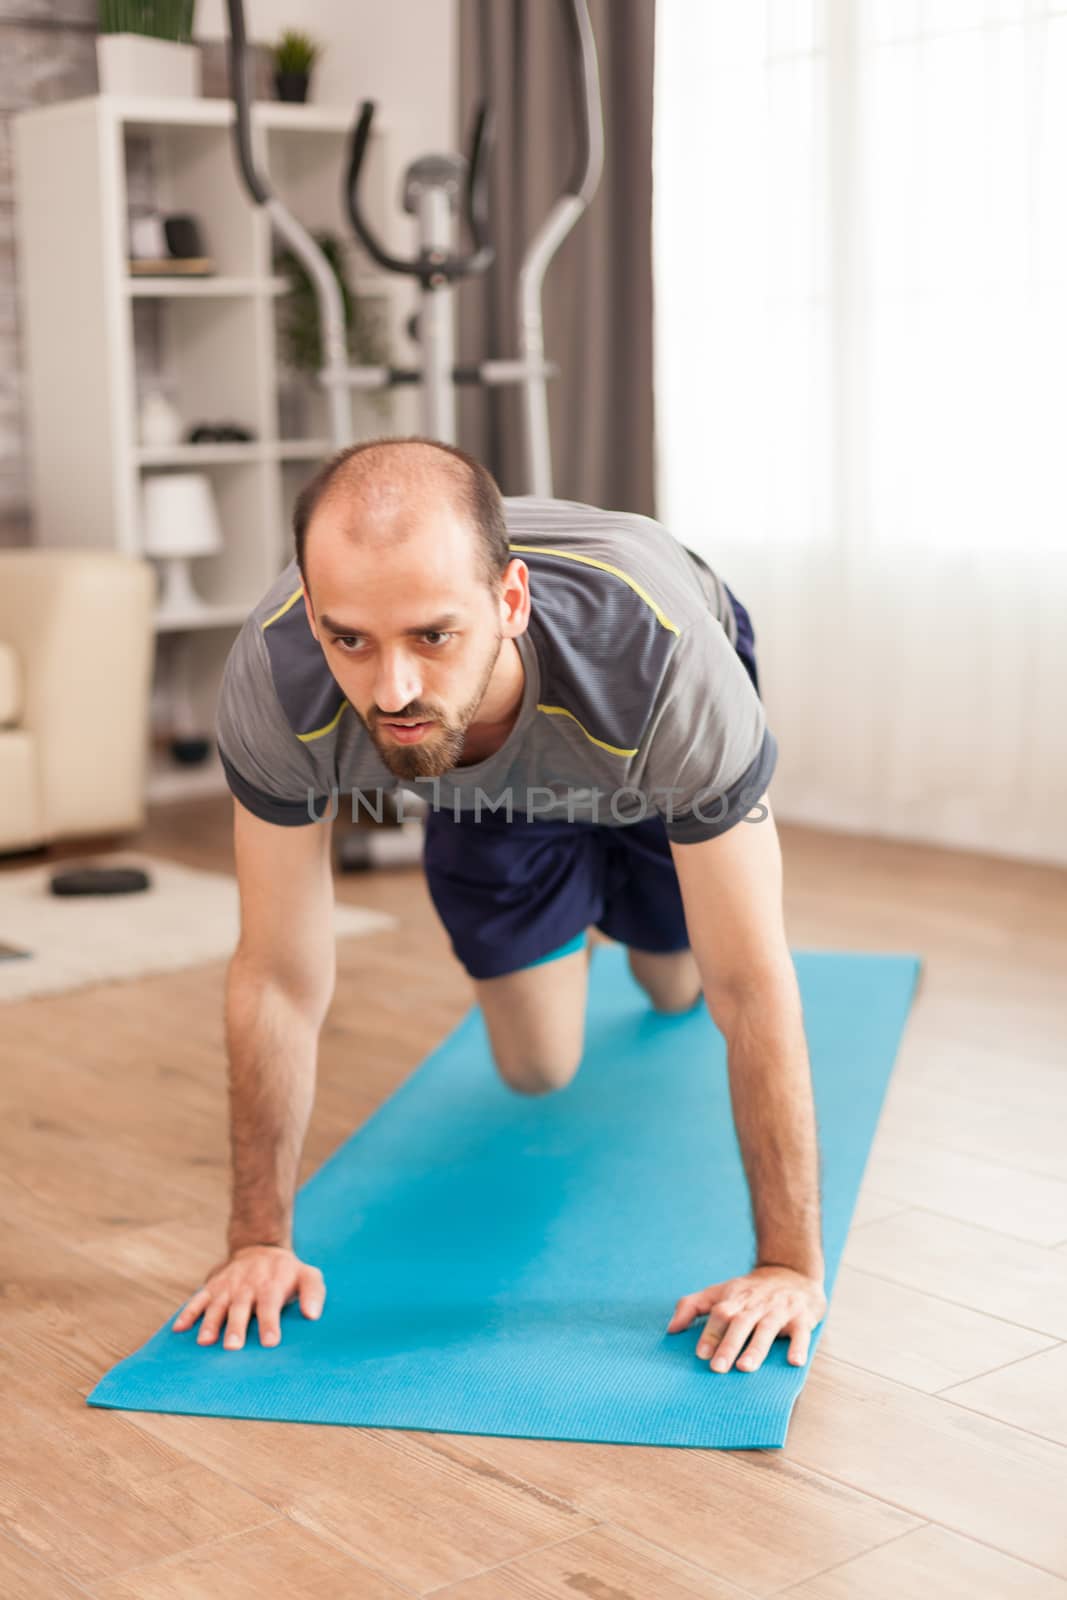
[474,940,590,1096]
[492,1045,582,1096]
[649,990,702,1015]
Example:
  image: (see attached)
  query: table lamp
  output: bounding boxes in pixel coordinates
[140,472,223,620]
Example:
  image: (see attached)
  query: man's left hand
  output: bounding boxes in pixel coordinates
[666,1265,827,1373]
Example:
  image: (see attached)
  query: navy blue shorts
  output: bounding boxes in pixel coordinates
[422,581,761,981]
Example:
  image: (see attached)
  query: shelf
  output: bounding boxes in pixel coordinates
[272,439,332,460]
[136,441,333,466]
[19,94,387,137]
[138,443,264,466]
[127,276,287,297]
[13,88,397,816]
[153,603,255,633]
[147,739,230,805]
[255,102,378,135]
[128,274,390,301]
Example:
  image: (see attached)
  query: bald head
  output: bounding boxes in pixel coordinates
[293,436,509,594]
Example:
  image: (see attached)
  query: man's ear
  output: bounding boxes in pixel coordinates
[301,580,319,643]
[499,557,531,638]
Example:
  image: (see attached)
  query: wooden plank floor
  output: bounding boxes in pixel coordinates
[2,800,1066,1598]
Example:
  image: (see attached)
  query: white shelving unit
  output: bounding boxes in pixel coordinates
[12,92,399,804]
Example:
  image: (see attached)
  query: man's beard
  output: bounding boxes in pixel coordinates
[361,633,504,781]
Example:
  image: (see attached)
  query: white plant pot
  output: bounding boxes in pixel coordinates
[96,35,201,100]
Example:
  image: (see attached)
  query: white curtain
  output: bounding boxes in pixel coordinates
[653,0,1067,866]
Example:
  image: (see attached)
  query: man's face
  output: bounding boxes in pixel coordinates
[301,499,517,781]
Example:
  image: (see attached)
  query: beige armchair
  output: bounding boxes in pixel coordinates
[0,550,155,855]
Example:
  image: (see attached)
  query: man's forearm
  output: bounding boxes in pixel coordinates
[223,956,322,1253]
[711,972,824,1279]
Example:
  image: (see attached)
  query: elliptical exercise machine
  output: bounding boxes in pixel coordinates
[225,0,604,866]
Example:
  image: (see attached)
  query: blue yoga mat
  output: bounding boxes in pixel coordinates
[87,945,921,1449]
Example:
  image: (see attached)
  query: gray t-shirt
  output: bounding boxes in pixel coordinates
[214,494,778,842]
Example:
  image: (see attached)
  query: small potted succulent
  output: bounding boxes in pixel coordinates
[271,29,321,103]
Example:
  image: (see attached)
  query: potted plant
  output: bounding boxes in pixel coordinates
[274,230,390,434]
[271,29,321,103]
[97,1,201,99]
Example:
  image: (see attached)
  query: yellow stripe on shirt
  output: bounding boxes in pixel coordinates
[260,586,346,740]
[295,700,350,742]
[508,545,680,635]
[261,587,303,629]
[536,703,638,757]
[266,548,672,748]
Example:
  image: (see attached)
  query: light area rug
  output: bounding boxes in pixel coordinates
[0,852,395,1002]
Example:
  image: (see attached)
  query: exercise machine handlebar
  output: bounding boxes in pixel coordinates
[346,101,495,286]
[563,0,605,207]
[465,102,493,257]
[226,0,267,206]
[223,0,603,489]
[224,0,354,446]
[520,0,604,495]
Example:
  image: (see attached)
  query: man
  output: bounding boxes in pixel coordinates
[173,437,827,1376]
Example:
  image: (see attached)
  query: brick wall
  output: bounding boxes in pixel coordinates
[0,1,99,547]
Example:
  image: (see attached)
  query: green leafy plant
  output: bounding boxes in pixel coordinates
[98,0,196,41]
[272,29,322,76]
[275,231,390,392]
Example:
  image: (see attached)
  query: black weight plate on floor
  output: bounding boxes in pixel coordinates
[49,867,151,896]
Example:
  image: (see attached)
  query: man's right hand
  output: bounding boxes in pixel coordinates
[171,1245,326,1350]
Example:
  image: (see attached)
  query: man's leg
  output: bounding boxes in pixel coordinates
[473,931,594,1096]
[589,926,700,1013]
[591,816,704,1015]
[421,810,611,1095]
[474,928,701,1094]
[626,945,703,1014]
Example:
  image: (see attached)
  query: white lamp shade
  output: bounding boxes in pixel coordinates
[141,472,223,559]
